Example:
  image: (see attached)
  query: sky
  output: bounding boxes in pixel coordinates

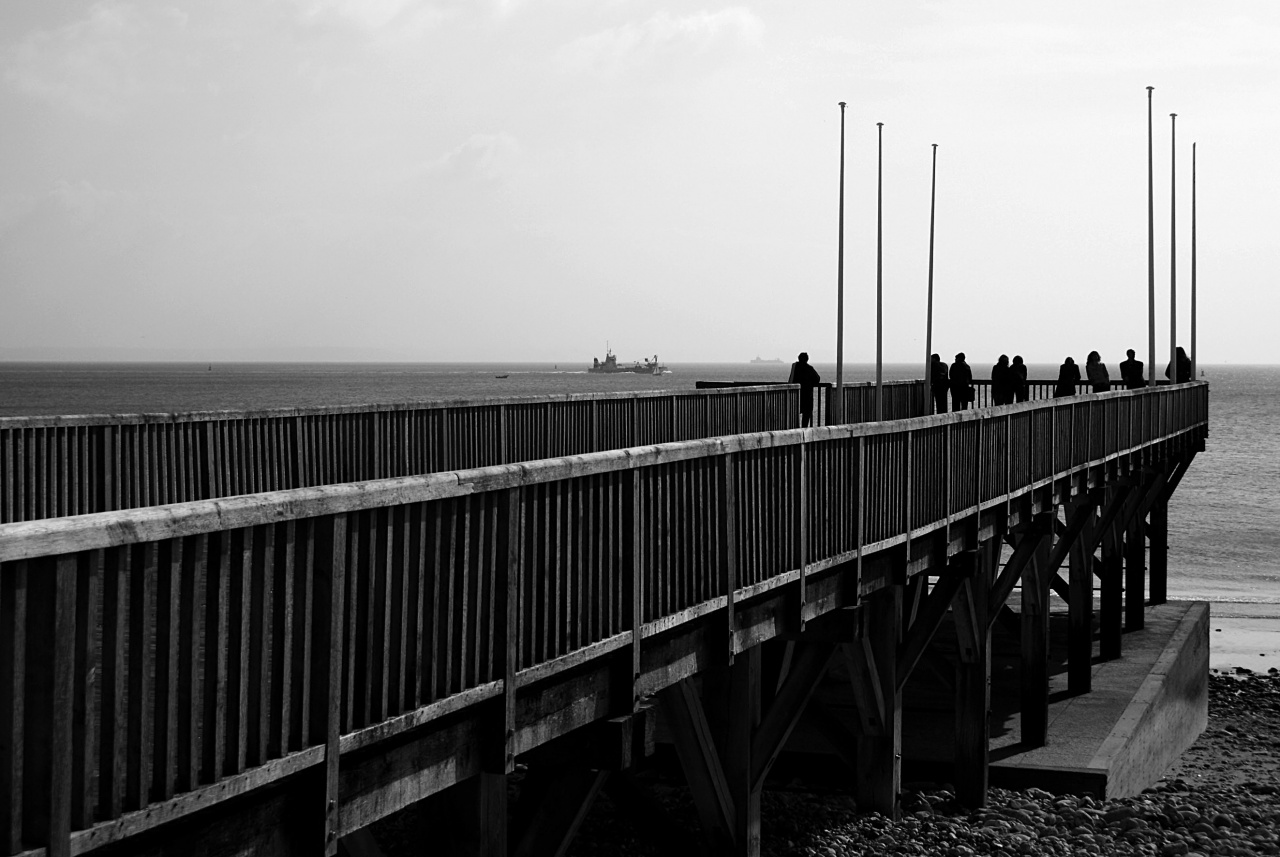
[1,1,1277,365]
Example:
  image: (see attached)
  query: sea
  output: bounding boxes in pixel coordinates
[2,361,1277,615]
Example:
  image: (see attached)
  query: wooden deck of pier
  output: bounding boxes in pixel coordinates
[0,380,1208,857]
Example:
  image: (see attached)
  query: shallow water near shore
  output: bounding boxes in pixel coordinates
[3,360,1277,665]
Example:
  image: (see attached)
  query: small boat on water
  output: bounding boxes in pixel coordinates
[495,374,509,379]
[750,356,783,364]
[589,348,668,375]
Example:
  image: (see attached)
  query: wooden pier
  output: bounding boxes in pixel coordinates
[0,380,1207,856]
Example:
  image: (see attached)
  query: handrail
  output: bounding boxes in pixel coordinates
[0,381,1207,854]
[0,381,930,524]
[0,385,798,523]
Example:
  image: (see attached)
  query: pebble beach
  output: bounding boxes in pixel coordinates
[561,669,1280,857]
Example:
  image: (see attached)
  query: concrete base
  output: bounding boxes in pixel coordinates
[987,601,1209,797]
[888,600,1209,798]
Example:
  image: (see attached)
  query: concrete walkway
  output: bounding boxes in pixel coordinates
[900,601,1209,797]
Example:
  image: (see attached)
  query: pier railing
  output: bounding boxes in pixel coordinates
[959,379,1174,411]
[0,381,931,525]
[0,382,1207,855]
[697,379,929,427]
[0,386,799,524]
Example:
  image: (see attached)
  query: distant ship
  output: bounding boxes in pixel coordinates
[750,356,784,364]
[590,348,669,375]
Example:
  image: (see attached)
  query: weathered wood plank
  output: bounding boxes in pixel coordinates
[953,547,990,809]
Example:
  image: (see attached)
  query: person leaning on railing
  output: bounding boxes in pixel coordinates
[950,353,974,411]
[1054,356,1081,397]
[1120,349,1147,389]
[1011,355,1029,402]
[789,351,821,427]
[1086,351,1111,393]
[1166,346,1192,383]
[930,353,949,414]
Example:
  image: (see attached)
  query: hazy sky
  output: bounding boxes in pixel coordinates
[2,2,1276,364]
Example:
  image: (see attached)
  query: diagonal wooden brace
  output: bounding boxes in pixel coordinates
[987,515,1052,624]
[1040,489,1101,585]
[658,681,735,843]
[895,563,972,696]
[750,642,836,792]
[842,638,886,736]
[1087,484,1133,554]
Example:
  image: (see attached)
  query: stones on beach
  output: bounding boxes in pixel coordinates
[553,673,1280,857]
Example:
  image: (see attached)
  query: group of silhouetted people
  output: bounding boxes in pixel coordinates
[930,347,1194,413]
[931,352,1029,413]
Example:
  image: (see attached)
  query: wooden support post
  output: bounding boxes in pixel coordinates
[853,587,901,818]
[1149,499,1167,605]
[725,646,761,856]
[1125,508,1146,631]
[1099,517,1123,662]
[952,549,989,809]
[1068,496,1095,694]
[602,773,700,857]
[338,828,387,857]
[458,772,507,857]
[511,768,609,857]
[1021,514,1052,748]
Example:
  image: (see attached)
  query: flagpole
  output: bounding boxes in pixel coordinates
[925,143,937,402]
[1191,141,1197,380]
[876,121,884,420]
[836,102,847,422]
[1170,113,1177,383]
[1147,86,1156,386]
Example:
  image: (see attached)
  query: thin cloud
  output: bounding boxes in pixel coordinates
[556,8,763,76]
[412,133,524,182]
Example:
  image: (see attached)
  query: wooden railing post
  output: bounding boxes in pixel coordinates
[796,441,807,631]
[623,469,642,712]
[499,405,509,466]
[20,555,76,856]
[497,488,520,772]
[720,453,738,664]
[311,513,347,856]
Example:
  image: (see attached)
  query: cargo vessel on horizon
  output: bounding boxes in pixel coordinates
[589,347,668,375]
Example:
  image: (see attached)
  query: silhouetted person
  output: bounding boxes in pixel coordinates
[950,352,974,411]
[1119,349,1146,389]
[1085,350,1110,393]
[789,352,821,427]
[930,353,949,414]
[991,354,1013,405]
[1165,346,1191,383]
[1011,355,1029,402]
[1054,356,1080,397]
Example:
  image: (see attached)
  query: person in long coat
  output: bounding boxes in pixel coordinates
[991,354,1013,405]
[1085,350,1110,393]
[1165,346,1192,383]
[930,353,949,414]
[1054,356,1081,397]
[950,352,974,411]
[1011,355,1029,402]
[788,352,821,427]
